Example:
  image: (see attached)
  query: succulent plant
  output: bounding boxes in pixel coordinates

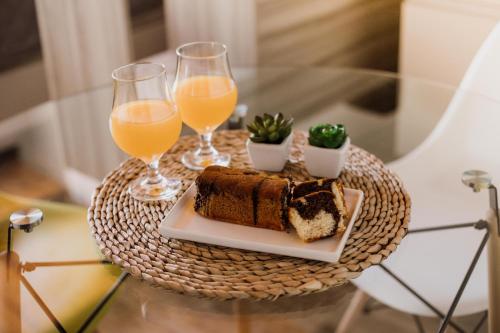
[308,124,347,149]
[247,113,294,144]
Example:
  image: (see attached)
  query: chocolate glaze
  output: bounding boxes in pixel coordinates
[279,186,289,228]
[194,175,216,213]
[292,179,335,199]
[252,179,266,225]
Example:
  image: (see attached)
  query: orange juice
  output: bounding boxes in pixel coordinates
[110,100,181,162]
[175,75,237,134]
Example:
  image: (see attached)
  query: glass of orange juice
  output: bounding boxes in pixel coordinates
[173,42,238,170]
[110,62,182,201]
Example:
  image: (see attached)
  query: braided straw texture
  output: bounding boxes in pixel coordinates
[88,130,410,300]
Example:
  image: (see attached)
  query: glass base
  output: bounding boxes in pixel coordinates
[128,175,181,201]
[181,150,231,170]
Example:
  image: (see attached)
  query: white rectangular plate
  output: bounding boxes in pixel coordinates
[160,184,364,263]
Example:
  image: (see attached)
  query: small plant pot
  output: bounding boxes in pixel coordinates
[304,137,350,178]
[246,134,292,172]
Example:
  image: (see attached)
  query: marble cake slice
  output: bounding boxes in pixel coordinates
[289,179,348,242]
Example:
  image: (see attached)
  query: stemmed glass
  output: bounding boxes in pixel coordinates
[173,41,238,170]
[110,62,182,201]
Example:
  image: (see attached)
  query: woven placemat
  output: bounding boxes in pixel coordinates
[88,130,410,300]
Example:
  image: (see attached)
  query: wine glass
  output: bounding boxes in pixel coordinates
[110,62,182,201]
[173,41,238,170]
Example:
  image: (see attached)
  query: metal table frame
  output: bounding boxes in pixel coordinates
[2,216,129,333]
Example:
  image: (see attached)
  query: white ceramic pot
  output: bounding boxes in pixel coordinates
[304,136,350,178]
[246,134,292,172]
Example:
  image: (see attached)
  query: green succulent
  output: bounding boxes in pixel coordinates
[308,123,347,148]
[247,113,294,144]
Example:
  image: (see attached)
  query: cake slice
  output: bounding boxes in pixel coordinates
[292,178,348,224]
[289,179,348,242]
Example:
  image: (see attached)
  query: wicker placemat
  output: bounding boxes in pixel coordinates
[88,130,410,300]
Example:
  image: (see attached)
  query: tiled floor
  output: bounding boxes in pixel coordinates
[97,279,487,333]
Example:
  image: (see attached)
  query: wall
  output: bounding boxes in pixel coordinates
[257,0,402,71]
[400,0,500,85]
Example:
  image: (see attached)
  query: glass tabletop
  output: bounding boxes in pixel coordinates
[1,67,489,333]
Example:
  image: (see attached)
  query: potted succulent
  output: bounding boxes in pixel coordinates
[304,123,350,178]
[246,113,294,171]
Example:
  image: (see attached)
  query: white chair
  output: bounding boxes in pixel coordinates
[337,23,500,332]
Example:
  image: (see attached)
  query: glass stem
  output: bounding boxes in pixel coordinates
[147,159,162,185]
[198,133,216,157]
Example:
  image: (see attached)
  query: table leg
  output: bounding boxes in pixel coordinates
[233,299,250,333]
[487,208,500,333]
[0,251,22,333]
[336,288,370,333]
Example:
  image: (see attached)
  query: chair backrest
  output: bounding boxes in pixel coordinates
[349,25,500,318]
[460,22,500,101]
[391,22,500,173]
[440,22,500,168]
[388,22,500,228]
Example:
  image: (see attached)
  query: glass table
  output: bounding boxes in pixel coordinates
[0,67,492,333]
